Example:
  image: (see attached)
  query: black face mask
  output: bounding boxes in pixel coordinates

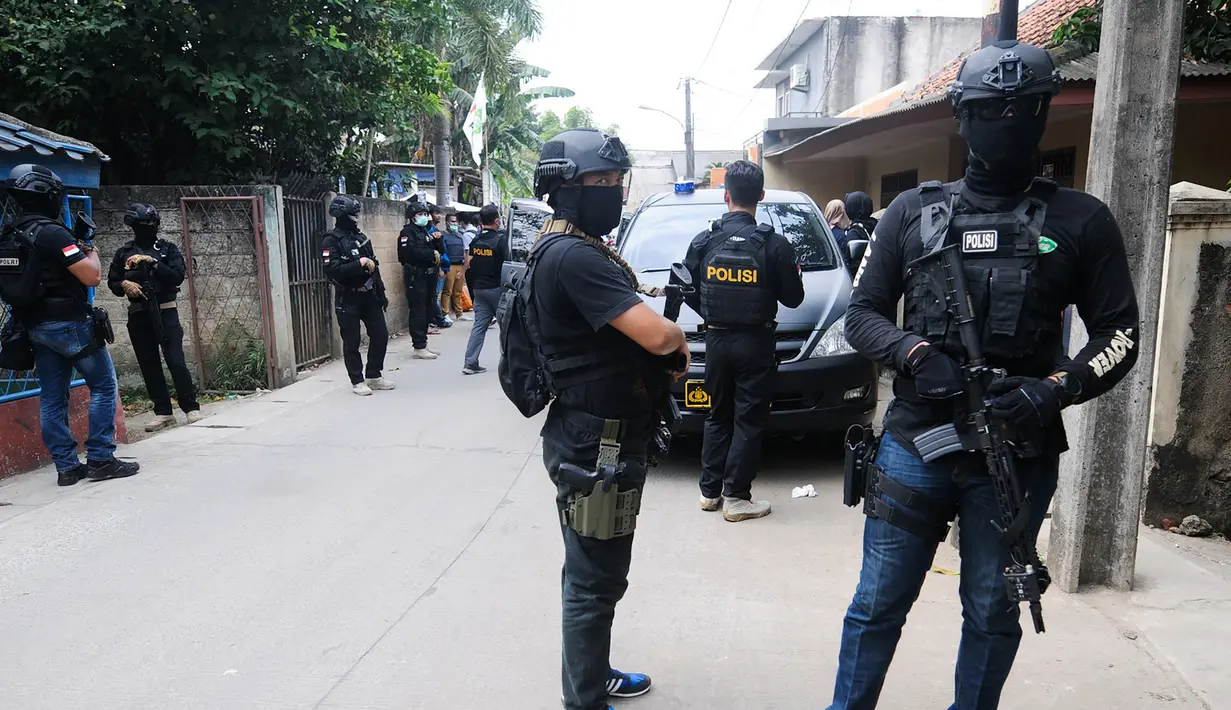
[552,184,624,238]
[960,100,1048,196]
[133,224,158,246]
[336,215,359,232]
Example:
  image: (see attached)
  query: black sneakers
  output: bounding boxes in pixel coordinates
[57,464,89,487]
[86,458,141,482]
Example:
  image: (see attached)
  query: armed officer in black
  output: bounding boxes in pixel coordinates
[527,129,689,710]
[682,159,804,522]
[461,203,507,374]
[398,199,441,360]
[828,42,1140,709]
[321,195,393,396]
[107,204,201,431]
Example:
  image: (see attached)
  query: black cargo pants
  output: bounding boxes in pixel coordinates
[403,265,436,350]
[543,413,650,710]
[127,306,199,416]
[336,290,388,385]
[700,327,776,500]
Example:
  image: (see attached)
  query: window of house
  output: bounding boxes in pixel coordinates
[1036,147,1077,188]
[775,80,788,118]
[880,170,919,208]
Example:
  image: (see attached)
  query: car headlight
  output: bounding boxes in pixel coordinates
[809,314,857,358]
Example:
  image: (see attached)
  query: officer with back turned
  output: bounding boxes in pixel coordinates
[503,128,689,710]
[827,41,1140,708]
[681,159,804,523]
[460,203,507,375]
[321,195,394,396]
[107,204,201,431]
[398,199,440,360]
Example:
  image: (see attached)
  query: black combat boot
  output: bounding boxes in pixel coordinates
[86,458,141,482]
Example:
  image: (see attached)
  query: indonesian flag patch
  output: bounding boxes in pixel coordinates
[322,248,331,263]
[61,244,81,257]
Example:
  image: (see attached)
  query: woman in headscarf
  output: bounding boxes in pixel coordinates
[825,199,852,267]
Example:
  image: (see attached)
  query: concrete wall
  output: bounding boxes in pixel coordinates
[88,185,295,390]
[777,16,981,117]
[862,138,953,208]
[1145,183,1231,536]
[763,157,867,210]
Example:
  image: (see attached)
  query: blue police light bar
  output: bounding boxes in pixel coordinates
[674,180,695,194]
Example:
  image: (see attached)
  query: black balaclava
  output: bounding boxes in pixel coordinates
[844,191,874,221]
[133,223,158,248]
[549,183,624,238]
[960,100,1049,197]
[335,215,359,233]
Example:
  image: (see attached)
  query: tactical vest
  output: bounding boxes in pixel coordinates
[467,230,502,285]
[443,230,466,263]
[325,229,377,291]
[0,219,52,313]
[699,222,776,328]
[904,179,1061,362]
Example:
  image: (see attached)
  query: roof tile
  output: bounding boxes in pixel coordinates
[902,0,1097,102]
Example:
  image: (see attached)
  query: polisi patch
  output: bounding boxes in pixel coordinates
[0,257,20,267]
[962,230,998,253]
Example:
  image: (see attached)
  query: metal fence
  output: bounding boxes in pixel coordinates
[284,197,332,368]
[179,196,276,391]
[0,193,92,404]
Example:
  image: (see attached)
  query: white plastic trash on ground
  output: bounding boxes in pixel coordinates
[792,485,817,499]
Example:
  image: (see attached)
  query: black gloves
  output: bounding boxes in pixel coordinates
[904,342,965,400]
[988,376,1065,435]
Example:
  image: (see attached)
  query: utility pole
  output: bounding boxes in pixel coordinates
[1048,0,1184,592]
[981,0,1020,46]
[684,76,695,180]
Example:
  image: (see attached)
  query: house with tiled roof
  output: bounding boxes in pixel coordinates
[761,0,1231,210]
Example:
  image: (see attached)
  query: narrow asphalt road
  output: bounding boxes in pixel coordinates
[0,329,1204,709]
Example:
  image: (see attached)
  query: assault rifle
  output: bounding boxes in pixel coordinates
[915,243,1051,634]
[651,262,694,459]
[130,260,165,345]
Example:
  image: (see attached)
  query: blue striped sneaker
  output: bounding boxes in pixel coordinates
[607,668,652,698]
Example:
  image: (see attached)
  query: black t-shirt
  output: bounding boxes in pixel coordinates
[847,181,1140,453]
[466,228,507,291]
[20,217,90,323]
[533,237,655,428]
[397,223,438,269]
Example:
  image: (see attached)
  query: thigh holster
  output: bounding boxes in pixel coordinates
[863,464,958,544]
[558,462,641,540]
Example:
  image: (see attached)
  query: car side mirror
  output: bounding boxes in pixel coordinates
[847,239,869,265]
[670,261,693,287]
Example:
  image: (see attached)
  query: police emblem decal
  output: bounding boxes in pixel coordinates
[962,230,998,253]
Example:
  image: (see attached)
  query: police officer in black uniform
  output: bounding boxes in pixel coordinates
[1,164,139,485]
[461,203,507,374]
[828,41,1140,709]
[682,159,804,523]
[107,204,201,431]
[321,195,393,396]
[398,199,441,360]
[527,128,689,710]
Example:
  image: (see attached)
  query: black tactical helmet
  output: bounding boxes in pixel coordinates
[5,164,64,209]
[534,128,632,198]
[948,40,1061,114]
[124,203,160,227]
[404,199,429,220]
[329,194,361,219]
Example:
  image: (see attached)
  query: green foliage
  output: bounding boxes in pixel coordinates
[207,320,267,392]
[563,106,597,130]
[0,0,450,184]
[538,110,565,142]
[1052,0,1231,62]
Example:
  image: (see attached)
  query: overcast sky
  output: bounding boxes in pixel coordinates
[517,0,996,151]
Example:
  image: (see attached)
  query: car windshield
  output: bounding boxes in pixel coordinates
[509,205,550,262]
[621,202,838,273]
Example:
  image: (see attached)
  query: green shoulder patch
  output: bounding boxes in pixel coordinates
[1038,236,1058,255]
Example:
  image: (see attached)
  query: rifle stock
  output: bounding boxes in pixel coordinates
[651,262,695,458]
[925,244,1051,634]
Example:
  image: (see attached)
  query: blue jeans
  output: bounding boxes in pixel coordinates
[433,275,446,324]
[28,319,118,472]
[463,287,500,368]
[829,433,1058,710]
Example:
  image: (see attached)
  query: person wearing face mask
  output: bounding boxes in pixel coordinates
[511,128,689,710]
[681,159,804,523]
[108,204,201,431]
[439,210,470,323]
[398,200,441,360]
[827,41,1140,709]
[322,195,393,396]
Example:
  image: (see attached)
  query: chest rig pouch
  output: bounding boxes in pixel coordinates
[699,222,775,327]
[905,179,1059,361]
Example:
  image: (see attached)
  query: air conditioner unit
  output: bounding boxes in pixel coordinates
[789,64,809,90]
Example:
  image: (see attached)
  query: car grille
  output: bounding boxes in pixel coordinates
[685,328,811,365]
